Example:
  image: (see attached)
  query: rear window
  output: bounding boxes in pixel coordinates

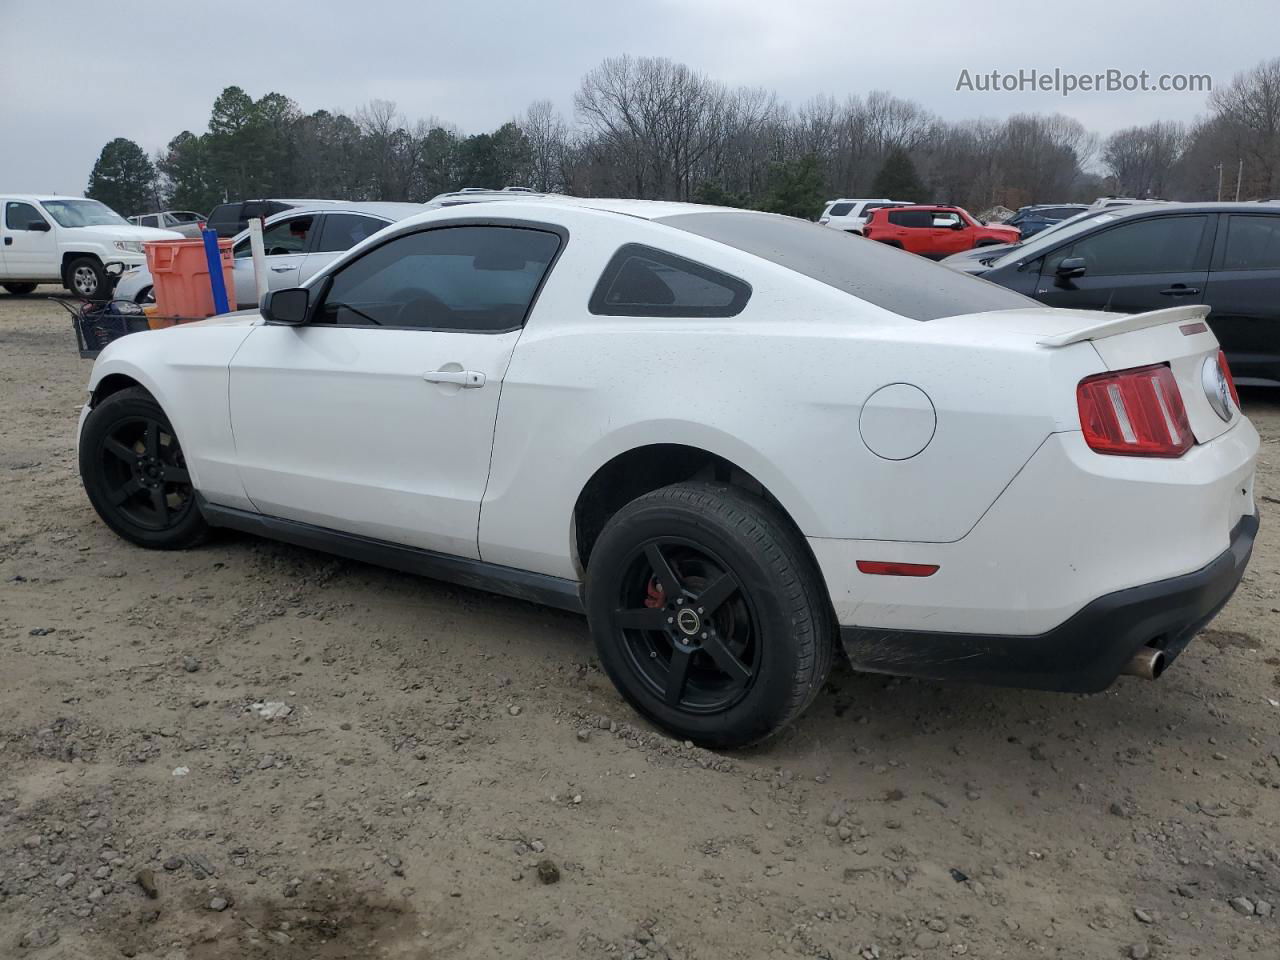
[656,211,1036,321]
[827,202,855,217]
[207,203,240,227]
[1220,215,1280,271]
[887,210,936,228]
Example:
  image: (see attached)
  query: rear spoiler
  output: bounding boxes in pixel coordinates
[1037,305,1211,347]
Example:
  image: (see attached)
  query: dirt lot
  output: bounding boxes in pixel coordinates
[1,289,1278,960]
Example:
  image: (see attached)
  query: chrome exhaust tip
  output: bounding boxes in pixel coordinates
[1123,646,1167,681]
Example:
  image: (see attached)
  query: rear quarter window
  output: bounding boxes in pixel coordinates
[656,211,1036,321]
[827,203,855,217]
[589,244,751,318]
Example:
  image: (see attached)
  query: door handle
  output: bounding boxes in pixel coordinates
[1160,285,1200,296]
[3,237,11,246]
[423,369,485,388]
[269,265,293,273]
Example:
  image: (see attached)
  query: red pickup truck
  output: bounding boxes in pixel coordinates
[861,205,1020,259]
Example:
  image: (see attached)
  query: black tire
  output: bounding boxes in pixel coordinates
[2,282,37,295]
[79,387,207,550]
[585,482,834,749]
[65,256,105,298]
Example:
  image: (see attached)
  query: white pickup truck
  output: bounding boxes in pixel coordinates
[0,195,180,298]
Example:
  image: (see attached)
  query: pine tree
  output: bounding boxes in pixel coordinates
[872,147,926,200]
[85,138,156,215]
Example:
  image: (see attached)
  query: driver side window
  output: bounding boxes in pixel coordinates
[1044,216,1208,276]
[261,216,315,256]
[314,225,561,332]
[5,201,45,230]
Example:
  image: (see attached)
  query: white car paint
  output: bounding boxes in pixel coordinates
[0,194,180,292]
[81,198,1258,668]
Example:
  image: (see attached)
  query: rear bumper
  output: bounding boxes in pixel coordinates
[840,512,1257,692]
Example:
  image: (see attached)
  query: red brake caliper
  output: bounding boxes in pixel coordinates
[643,577,666,609]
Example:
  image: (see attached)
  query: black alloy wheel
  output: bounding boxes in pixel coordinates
[613,538,758,713]
[79,387,207,549]
[586,482,834,749]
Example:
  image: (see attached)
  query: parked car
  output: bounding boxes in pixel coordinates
[818,198,912,233]
[77,199,1258,747]
[128,211,207,238]
[941,207,1148,274]
[948,202,1280,386]
[1089,196,1171,209]
[1003,204,1088,239]
[861,204,1020,258]
[205,199,347,238]
[0,195,181,297]
[426,187,557,206]
[115,203,425,308]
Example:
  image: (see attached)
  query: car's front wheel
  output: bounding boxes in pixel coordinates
[586,482,834,749]
[2,282,37,295]
[79,387,207,549]
[66,256,105,298]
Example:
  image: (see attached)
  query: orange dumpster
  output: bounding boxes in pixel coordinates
[143,238,235,322]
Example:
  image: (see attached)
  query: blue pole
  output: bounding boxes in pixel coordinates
[201,228,230,315]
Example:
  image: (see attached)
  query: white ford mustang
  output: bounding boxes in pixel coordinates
[78,198,1260,747]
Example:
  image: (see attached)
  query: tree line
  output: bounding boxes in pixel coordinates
[86,55,1280,220]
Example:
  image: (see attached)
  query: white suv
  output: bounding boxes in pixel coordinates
[818,198,913,233]
[0,195,181,297]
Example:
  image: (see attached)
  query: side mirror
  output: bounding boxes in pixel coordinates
[954,220,967,230]
[103,261,126,277]
[1056,256,1087,279]
[28,219,51,232]
[261,287,310,325]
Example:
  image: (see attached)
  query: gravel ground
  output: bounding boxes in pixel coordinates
[2,288,1278,960]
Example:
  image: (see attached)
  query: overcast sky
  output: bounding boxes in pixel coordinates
[0,0,1270,196]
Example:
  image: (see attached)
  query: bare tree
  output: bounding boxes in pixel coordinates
[521,100,569,193]
[1103,121,1185,198]
[1207,58,1280,197]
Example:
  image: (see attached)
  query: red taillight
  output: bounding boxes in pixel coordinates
[856,560,939,577]
[1077,363,1193,458]
[1217,350,1240,407]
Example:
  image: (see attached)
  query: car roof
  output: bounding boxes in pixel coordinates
[4,194,100,203]
[277,201,425,219]
[1080,201,1279,217]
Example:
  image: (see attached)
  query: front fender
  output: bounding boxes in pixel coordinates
[81,324,259,511]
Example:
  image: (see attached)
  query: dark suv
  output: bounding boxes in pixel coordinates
[1004,204,1088,239]
[958,203,1280,385]
[205,199,339,238]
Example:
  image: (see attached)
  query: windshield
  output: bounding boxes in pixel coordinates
[990,209,1126,269]
[40,199,130,228]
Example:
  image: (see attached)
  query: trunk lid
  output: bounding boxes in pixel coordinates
[931,304,1237,444]
[1036,305,1236,444]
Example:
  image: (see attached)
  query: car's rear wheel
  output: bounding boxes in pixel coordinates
[585,482,833,749]
[2,282,37,295]
[79,387,207,549]
[66,256,105,298]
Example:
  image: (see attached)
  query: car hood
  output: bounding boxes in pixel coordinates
[940,243,1017,274]
[67,225,184,243]
[177,310,263,328]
